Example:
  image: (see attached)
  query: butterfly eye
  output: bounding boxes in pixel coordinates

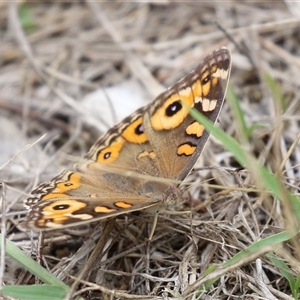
[166,101,182,117]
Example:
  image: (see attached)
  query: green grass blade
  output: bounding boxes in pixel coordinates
[0,234,68,288]
[19,4,36,33]
[2,285,68,300]
[267,252,299,299]
[201,230,297,289]
[226,85,251,141]
[189,107,300,222]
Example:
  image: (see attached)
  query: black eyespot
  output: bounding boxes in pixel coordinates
[64,183,73,187]
[135,124,144,135]
[104,152,111,159]
[202,74,211,85]
[53,204,70,210]
[166,101,182,117]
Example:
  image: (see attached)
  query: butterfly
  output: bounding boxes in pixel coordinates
[22,47,231,230]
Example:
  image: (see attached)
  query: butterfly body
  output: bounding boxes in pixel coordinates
[22,48,231,230]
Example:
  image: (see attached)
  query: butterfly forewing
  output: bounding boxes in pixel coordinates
[143,48,231,180]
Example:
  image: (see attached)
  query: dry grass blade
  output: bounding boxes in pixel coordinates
[1,2,300,299]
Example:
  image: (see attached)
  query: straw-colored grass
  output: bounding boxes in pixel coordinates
[1,2,300,299]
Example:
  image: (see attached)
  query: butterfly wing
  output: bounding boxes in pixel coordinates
[143,47,231,181]
[83,48,231,181]
[22,169,167,230]
[22,48,231,230]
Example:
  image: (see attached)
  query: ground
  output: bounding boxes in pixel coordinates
[1,2,300,300]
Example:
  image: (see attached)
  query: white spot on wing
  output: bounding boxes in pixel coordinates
[202,99,217,112]
[195,96,203,103]
[45,222,63,228]
[69,213,93,220]
[178,87,192,97]
[213,68,229,80]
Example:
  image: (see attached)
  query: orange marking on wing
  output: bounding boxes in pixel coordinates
[186,122,205,137]
[138,151,156,159]
[43,199,87,213]
[192,80,202,98]
[177,143,196,156]
[42,173,81,200]
[210,65,219,87]
[151,92,193,131]
[115,201,133,209]
[38,200,89,226]
[201,71,211,97]
[94,206,116,213]
[122,117,148,144]
[97,137,125,164]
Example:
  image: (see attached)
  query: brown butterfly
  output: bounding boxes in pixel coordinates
[22,47,231,230]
